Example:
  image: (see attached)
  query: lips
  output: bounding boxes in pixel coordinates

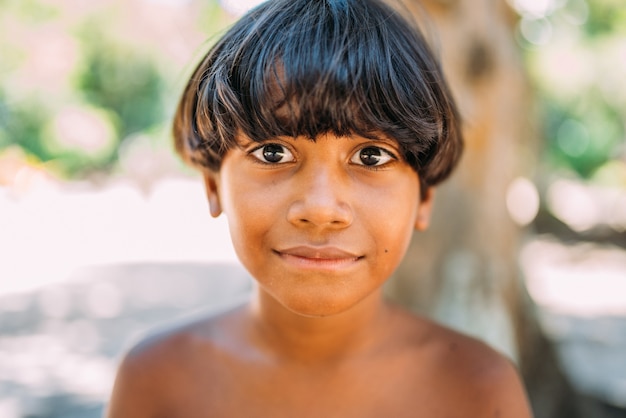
[276,246,360,259]
[273,246,363,270]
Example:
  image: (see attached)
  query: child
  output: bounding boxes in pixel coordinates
[107,0,533,416]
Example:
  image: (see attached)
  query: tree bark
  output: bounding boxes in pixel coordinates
[386,1,587,416]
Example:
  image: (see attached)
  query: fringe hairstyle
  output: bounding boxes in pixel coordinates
[173,0,463,195]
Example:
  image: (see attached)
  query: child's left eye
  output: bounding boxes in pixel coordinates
[250,143,295,164]
[350,146,396,167]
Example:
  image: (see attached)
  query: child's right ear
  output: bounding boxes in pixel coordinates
[202,172,223,218]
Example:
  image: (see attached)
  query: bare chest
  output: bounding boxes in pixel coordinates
[154,355,464,418]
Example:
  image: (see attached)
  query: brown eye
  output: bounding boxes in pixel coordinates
[251,143,294,164]
[351,146,394,167]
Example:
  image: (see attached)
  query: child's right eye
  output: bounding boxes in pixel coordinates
[250,143,295,164]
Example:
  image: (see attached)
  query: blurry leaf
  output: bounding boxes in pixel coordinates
[76,27,165,139]
[2,0,58,22]
[0,96,50,163]
[527,0,626,181]
[584,0,626,37]
[542,90,623,178]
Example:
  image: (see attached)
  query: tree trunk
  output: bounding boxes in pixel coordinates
[386,1,587,416]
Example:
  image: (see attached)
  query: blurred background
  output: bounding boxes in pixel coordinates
[0,0,624,416]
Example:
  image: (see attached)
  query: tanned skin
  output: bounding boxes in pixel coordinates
[106,135,533,418]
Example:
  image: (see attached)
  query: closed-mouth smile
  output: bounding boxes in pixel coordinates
[273,246,363,270]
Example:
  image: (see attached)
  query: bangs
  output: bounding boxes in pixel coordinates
[175,0,462,187]
[232,60,384,142]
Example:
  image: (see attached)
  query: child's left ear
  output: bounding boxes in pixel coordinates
[415,187,434,231]
[202,171,223,218]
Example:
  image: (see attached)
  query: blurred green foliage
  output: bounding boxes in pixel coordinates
[521,0,626,181]
[585,0,626,36]
[1,98,48,160]
[0,0,624,184]
[77,28,163,139]
[0,0,228,178]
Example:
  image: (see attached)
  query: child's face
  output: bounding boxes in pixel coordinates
[204,133,433,317]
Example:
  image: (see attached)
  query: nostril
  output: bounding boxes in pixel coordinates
[286,190,353,228]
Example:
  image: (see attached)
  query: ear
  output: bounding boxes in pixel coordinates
[415,187,434,231]
[202,171,223,218]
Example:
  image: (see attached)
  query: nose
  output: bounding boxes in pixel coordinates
[286,166,353,229]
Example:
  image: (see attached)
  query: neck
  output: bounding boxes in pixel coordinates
[248,288,393,365]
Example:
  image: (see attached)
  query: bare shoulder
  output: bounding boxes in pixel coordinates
[397,311,534,417]
[105,304,247,418]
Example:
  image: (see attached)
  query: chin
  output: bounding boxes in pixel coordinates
[285,305,347,318]
[277,292,369,318]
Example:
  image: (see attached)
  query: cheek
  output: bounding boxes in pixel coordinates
[221,170,265,221]
[220,175,284,252]
[360,178,419,256]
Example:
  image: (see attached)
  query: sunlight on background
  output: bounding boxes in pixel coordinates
[507,0,626,406]
[0,1,244,416]
[219,0,264,15]
[506,176,541,226]
[0,0,239,295]
[1,177,237,294]
[0,0,625,416]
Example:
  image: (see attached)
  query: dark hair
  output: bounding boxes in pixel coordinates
[173,0,463,194]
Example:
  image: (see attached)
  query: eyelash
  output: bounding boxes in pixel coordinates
[352,146,398,170]
[248,143,295,166]
[247,143,399,169]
